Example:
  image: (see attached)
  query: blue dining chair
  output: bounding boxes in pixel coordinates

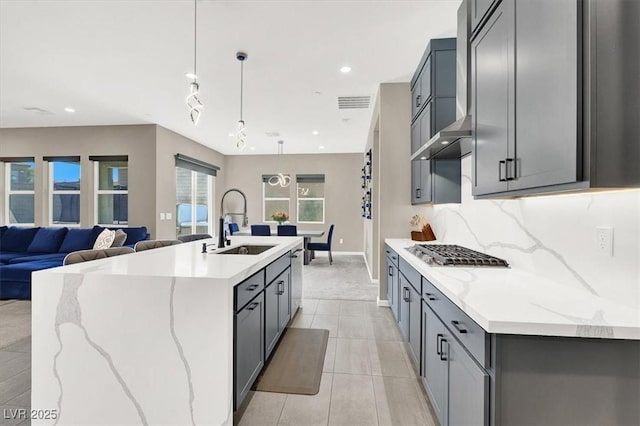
[229,223,240,235]
[251,225,271,236]
[277,225,297,236]
[307,224,335,264]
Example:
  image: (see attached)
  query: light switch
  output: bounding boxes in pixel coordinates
[160,212,166,220]
[166,212,172,220]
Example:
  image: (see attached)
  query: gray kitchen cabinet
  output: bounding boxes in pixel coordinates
[289,244,303,314]
[265,268,291,360]
[446,331,489,426]
[471,0,498,33]
[471,0,513,196]
[412,158,461,205]
[411,159,431,205]
[398,272,411,341]
[422,301,448,426]
[386,255,399,321]
[407,282,422,370]
[411,118,421,154]
[234,292,264,409]
[411,76,422,119]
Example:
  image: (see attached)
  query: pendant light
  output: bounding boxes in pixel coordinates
[186,0,203,125]
[236,52,248,150]
[268,140,291,187]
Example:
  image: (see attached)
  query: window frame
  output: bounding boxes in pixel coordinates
[296,181,325,224]
[5,161,35,226]
[94,160,129,227]
[262,181,291,223]
[175,167,214,237]
[49,160,81,227]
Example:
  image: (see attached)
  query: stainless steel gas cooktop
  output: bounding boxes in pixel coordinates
[406,244,509,267]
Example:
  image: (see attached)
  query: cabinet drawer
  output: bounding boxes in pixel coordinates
[422,277,489,368]
[266,252,291,285]
[384,244,399,267]
[399,256,422,294]
[235,270,265,312]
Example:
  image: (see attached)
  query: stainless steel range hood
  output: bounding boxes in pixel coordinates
[412,0,472,161]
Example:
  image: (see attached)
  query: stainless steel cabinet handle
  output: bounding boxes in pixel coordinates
[388,266,393,277]
[424,292,436,301]
[506,158,516,181]
[277,280,285,295]
[499,160,507,182]
[451,320,468,334]
[403,287,411,302]
[290,248,304,258]
[246,302,259,311]
[439,338,448,361]
[436,333,443,355]
[416,188,421,199]
[245,284,259,291]
[416,95,422,108]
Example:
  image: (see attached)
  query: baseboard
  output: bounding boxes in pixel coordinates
[332,251,365,256]
[376,296,390,307]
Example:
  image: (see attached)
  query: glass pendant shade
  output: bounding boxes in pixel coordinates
[186,82,203,125]
[236,120,246,150]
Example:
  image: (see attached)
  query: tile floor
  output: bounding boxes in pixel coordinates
[237,299,438,426]
[0,337,31,426]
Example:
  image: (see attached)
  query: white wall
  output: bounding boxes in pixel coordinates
[224,153,363,252]
[417,155,640,308]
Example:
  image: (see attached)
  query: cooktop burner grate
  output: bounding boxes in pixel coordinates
[412,244,509,267]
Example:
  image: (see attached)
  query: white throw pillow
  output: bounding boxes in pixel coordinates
[93,229,116,250]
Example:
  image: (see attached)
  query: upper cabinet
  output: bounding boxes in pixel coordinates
[471,0,640,197]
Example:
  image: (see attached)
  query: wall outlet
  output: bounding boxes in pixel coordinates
[166,212,172,220]
[160,212,166,220]
[339,238,344,244]
[596,226,613,256]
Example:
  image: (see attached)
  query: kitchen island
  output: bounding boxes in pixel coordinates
[31,236,304,426]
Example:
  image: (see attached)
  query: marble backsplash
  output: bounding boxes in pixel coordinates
[420,156,640,309]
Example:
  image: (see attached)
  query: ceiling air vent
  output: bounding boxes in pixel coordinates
[23,107,53,114]
[337,96,371,109]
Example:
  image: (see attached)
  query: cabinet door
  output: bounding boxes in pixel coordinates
[407,284,422,371]
[472,0,513,196]
[422,302,448,426]
[386,257,394,312]
[411,119,421,154]
[420,102,432,141]
[278,269,291,332]
[420,56,432,104]
[471,0,497,32]
[398,273,411,340]
[234,293,265,409]
[264,280,280,359]
[509,0,578,191]
[411,160,422,205]
[290,245,303,314]
[411,79,422,119]
[420,159,433,204]
[446,334,489,426]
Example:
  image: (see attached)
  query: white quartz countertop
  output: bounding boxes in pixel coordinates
[38,236,303,286]
[385,238,640,340]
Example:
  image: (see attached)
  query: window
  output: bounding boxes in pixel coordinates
[48,158,81,226]
[297,174,325,223]
[5,160,35,225]
[94,157,128,225]
[263,175,291,222]
[174,154,218,238]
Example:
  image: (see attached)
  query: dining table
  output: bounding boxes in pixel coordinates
[234,229,324,265]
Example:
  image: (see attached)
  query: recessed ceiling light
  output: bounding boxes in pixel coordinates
[250,147,256,151]
[315,91,322,95]
[64,107,75,113]
[312,130,319,135]
[340,66,352,74]
[420,156,427,160]
[441,141,450,145]
[228,133,235,137]
[319,145,325,150]
[185,72,197,79]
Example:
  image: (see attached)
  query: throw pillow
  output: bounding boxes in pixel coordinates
[110,229,127,247]
[93,229,116,250]
[27,227,69,253]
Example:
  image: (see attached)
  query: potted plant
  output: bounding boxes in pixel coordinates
[410,214,436,241]
[271,211,289,225]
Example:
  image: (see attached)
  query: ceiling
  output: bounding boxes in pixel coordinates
[0,0,461,155]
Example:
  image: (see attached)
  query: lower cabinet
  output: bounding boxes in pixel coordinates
[407,283,422,370]
[422,302,448,426]
[234,292,265,409]
[265,268,291,360]
[386,255,399,321]
[398,273,411,341]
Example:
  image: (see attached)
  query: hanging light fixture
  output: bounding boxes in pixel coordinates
[186,0,203,125]
[236,51,248,150]
[269,140,291,187]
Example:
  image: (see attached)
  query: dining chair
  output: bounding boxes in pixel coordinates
[134,239,182,252]
[307,224,335,264]
[251,225,271,236]
[277,225,297,236]
[63,247,135,265]
[229,223,240,235]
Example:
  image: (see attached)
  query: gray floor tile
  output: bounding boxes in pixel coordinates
[301,299,319,316]
[339,301,366,317]
[238,391,287,426]
[328,373,378,426]
[290,314,314,329]
[373,376,436,426]
[364,302,389,318]
[368,340,415,378]
[1,338,31,354]
[323,338,337,373]
[333,339,371,375]
[369,316,403,342]
[337,316,373,339]
[0,354,30,383]
[310,315,339,338]
[315,300,341,316]
[4,389,30,408]
[278,373,333,426]
[0,369,30,405]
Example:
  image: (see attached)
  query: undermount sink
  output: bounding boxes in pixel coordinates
[215,245,276,255]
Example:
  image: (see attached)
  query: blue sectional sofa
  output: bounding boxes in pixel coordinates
[0,225,150,300]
